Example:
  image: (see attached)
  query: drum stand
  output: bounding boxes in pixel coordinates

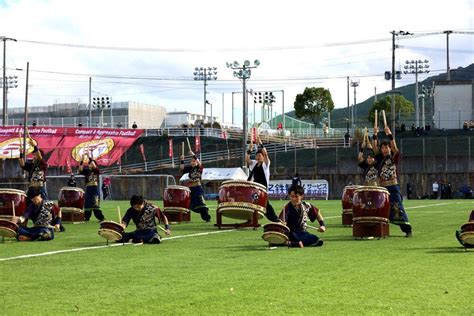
[214,209,261,230]
[341,210,353,226]
[352,220,389,239]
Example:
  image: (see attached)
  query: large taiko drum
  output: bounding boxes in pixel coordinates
[262,222,290,245]
[217,180,267,220]
[460,222,474,246]
[163,185,191,214]
[0,219,19,238]
[352,186,390,238]
[58,187,85,222]
[341,185,362,226]
[0,189,26,218]
[98,221,124,242]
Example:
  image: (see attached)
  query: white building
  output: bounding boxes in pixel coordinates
[163,111,218,128]
[433,80,474,129]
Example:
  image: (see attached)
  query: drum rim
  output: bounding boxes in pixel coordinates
[165,185,191,192]
[60,207,84,215]
[98,228,122,241]
[0,226,18,238]
[343,185,363,190]
[0,188,26,196]
[354,186,389,194]
[262,231,289,244]
[0,219,19,229]
[220,180,267,192]
[263,222,290,231]
[163,207,190,214]
[353,216,389,223]
[217,203,266,220]
[60,186,85,193]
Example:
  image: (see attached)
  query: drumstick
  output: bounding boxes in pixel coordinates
[306,224,321,231]
[12,201,15,218]
[382,110,387,128]
[181,141,184,157]
[117,206,121,223]
[157,225,167,233]
[374,109,378,128]
[186,137,192,153]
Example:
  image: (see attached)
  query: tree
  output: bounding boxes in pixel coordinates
[294,87,334,128]
[368,95,414,126]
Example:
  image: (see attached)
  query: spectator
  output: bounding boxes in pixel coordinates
[406,183,412,200]
[291,173,302,187]
[446,182,452,199]
[432,181,439,199]
[132,122,138,129]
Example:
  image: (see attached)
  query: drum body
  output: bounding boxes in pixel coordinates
[217,180,267,220]
[262,222,290,245]
[0,189,26,218]
[0,219,19,238]
[341,185,361,226]
[98,221,124,241]
[352,186,390,238]
[460,222,474,246]
[163,185,191,212]
[58,187,85,222]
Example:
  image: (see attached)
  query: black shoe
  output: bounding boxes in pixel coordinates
[405,232,413,238]
[59,225,66,232]
[315,239,324,247]
[149,235,161,244]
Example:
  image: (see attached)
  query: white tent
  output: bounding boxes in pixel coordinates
[179,167,248,183]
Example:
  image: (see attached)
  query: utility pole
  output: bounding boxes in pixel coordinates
[444,30,453,81]
[2,36,17,126]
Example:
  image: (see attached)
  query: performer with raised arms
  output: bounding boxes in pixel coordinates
[358,127,378,186]
[374,110,412,237]
[246,136,279,222]
[119,195,171,244]
[19,135,49,200]
[180,141,211,222]
[79,152,105,222]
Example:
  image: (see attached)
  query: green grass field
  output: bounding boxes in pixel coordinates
[1,199,473,315]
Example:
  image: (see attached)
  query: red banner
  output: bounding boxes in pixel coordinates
[168,138,173,158]
[139,144,146,162]
[195,134,201,153]
[221,130,228,140]
[0,126,143,167]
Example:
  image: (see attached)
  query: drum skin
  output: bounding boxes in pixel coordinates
[341,185,362,211]
[352,186,390,222]
[98,221,124,241]
[0,189,26,217]
[0,219,19,238]
[163,185,191,213]
[58,187,85,210]
[262,222,290,245]
[217,180,267,220]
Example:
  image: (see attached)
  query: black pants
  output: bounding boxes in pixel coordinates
[265,201,279,222]
[85,209,105,221]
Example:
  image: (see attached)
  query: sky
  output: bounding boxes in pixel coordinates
[0,0,473,125]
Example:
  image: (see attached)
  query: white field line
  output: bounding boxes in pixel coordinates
[0,229,236,262]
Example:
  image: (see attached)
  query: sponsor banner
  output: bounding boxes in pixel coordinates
[195,134,201,152]
[0,126,143,167]
[268,180,329,200]
[168,138,173,158]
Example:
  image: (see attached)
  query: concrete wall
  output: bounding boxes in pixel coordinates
[434,81,473,129]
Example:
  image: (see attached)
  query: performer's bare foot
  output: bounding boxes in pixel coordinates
[18,236,32,241]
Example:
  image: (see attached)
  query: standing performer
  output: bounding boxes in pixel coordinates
[180,150,211,222]
[79,153,105,222]
[13,187,61,241]
[19,137,49,200]
[357,130,378,186]
[279,185,325,248]
[374,126,413,237]
[246,137,279,222]
[119,195,171,244]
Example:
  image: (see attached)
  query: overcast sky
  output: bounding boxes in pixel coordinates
[1,0,473,125]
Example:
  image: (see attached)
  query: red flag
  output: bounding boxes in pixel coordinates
[195,134,201,152]
[251,127,257,143]
[65,156,72,174]
[168,138,173,158]
[221,130,227,140]
[138,144,146,162]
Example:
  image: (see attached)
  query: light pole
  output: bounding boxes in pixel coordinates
[389,30,412,134]
[444,30,453,81]
[350,79,360,127]
[0,75,18,125]
[226,59,260,168]
[420,84,434,128]
[404,59,430,127]
[92,96,111,127]
[2,36,17,126]
[254,91,276,123]
[193,66,217,122]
